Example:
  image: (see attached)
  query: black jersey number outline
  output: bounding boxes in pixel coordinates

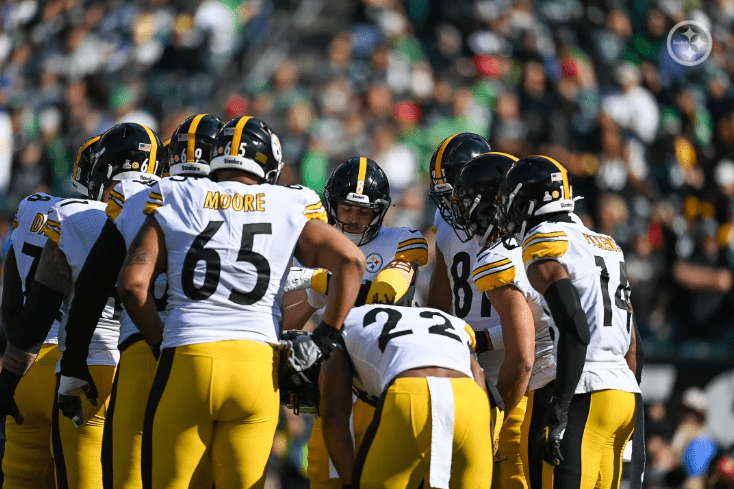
[182,221,272,304]
[594,255,632,330]
[450,251,491,318]
[363,307,463,352]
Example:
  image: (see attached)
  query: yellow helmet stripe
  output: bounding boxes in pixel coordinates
[534,155,569,200]
[434,134,459,185]
[231,116,252,156]
[74,135,101,176]
[141,125,159,174]
[187,114,207,162]
[484,151,519,162]
[356,157,368,195]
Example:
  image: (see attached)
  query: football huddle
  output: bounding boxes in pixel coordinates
[0,115,642,489]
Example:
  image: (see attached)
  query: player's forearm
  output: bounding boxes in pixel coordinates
[1,249,23,341]
[322,417,356,485]
[321,252,365,329]
[33,240,72,296]
[496,358,532,416]
[120,288,163,345]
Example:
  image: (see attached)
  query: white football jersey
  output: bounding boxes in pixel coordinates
[45,198,121,366]
[144,178,328,348]
[434,210,494,330]
[522,214,640,394]
[11,193,63,344]
[111,179,168,346]
[472,241,556,391]
[342,305,475,397]
[356,226,428,306]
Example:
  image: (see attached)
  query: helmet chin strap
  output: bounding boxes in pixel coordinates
[515,200,535,242]
[475,223,494,248]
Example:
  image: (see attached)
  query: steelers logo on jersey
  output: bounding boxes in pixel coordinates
[365,252,383,273]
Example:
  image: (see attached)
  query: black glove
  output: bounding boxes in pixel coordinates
[57,365,98,428]
[311,321,344,360]
[536,397,570,466]
[0,370,24,425]
[147,341,161,361]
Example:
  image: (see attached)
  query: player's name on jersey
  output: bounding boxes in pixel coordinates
[28,212,47,235]
[203,190,265,212]
[582,233,622,253]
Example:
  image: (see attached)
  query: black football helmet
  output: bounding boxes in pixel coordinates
[429,133,491,227]
[323,157,392,246]
[169,114,224,176]
[160,137,171,177]
[209,116,283,184]
[88,123,163,201]
[71,134,102,197]
[498,155,575,244]
[452,152,518,247]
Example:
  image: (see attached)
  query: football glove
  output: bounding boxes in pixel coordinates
[58,369,98,428]
[278,330,323,414]
[0,370,24,425]
[536,397,570,466]
[311,321,344,359]
[284,267,316,293]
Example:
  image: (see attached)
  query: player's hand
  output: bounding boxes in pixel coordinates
[0,370,25,425]
[311,321,344,359]
[537,397,570,466]
[58,370,98,428]
[284,267,316,293]
[147,341,161,361]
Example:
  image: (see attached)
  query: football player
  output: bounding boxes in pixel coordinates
[498,155,640,489]
[426,134,535,487]
[57,114,223,488]
[451,153,558,489]
[283,157,429,489]
[320,303,492,488]
[2,182,69,487]
[0,123,163,489]
[117,116,365,488]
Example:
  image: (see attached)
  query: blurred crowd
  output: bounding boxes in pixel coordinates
[1,0,734,487]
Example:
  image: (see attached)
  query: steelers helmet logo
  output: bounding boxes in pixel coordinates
[271,134,283,162]
[365,253,383,273]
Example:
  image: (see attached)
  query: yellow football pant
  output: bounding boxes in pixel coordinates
[307,397,375,488]
[526,385,636,489]
[354,377,492,489]
[3,343,59,489]
[104,340,213,489]
[142,340,279,489]
[494,395,529,489]
[52,363,116,489]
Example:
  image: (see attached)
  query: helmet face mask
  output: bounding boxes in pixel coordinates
[209,116,283,184]
[450,152,518,248]
[324,157,392,246]
[428,133,491,228]
[498,155,575,245]
[88,123,163,201]
[71,135,102,197]
[168,114,224,177]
